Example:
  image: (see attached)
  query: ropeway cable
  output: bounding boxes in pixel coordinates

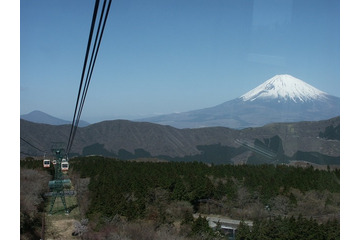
[66,0,112,155]
[20,137,46,154]
[66,0,100,154]
[68,0,112,153]
[75,0,112,130]
[67,0,112,155]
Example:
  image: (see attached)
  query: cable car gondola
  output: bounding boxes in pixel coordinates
[61,161,69,171]
[43,159,51,168]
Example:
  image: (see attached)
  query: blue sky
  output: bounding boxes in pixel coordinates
[20,0,340,123]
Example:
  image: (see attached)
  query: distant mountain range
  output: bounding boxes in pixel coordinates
[139,74,340,129]
[20,116,340,166]
[21,75,339,131]
[20,110,90,127]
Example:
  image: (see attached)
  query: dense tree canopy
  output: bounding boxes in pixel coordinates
[68,156,339,220]
[21,156,340,239]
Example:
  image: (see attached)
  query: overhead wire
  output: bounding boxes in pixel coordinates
[76,0,112,127]
[20,151,35,157]
[68,0,112,153]
[20,137,46,154]
[66,0,112,155]
[66,0,100,154]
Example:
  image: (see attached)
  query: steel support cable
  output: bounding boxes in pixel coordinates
[66,0,100,154]
[20,137,46,154]
[66,0,112,155]
[20,151,35,157]
[70,0,110,142]
[76,0,112,127]
[68,1,112,155]
[69,0,112,151]
[67,0,111,154]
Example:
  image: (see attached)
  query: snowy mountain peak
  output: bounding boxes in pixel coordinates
[239,74,328,103]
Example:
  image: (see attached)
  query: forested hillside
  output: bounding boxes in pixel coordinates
[20,156,340,239]
[20,117,340,166]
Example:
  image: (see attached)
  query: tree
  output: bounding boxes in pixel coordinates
[191,215,214,238]
[236,221,251,240]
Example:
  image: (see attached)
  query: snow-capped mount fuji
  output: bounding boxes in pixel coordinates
[140,74,340,129]
[240,74,329,103]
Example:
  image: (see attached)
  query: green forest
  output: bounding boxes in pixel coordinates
[81,134,340,166]
[20,157,340,239]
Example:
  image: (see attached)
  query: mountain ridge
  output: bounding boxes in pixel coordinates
[140,74,340,129]
[20,110,90,127]
[20,116,340,165]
